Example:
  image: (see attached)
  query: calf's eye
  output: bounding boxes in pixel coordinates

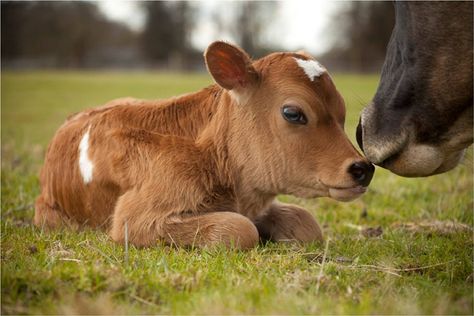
[281,105,307,125]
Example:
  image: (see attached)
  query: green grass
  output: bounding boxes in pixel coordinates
[2,71,473,314]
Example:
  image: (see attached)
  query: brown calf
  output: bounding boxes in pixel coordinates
[35,42,374,249]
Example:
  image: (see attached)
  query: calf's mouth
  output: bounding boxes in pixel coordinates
[327,185,368,202]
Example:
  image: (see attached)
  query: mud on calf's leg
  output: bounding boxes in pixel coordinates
[254,202,323,243]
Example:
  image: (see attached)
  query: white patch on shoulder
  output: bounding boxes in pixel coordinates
[293,57,326,81]
[79,125,94,184]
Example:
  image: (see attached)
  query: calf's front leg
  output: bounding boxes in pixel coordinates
[109,189,259,249]
[161,212,259,249]
[254,202,323,243]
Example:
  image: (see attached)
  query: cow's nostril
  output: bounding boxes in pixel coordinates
[356,118,364,152]
[348,161,375,187]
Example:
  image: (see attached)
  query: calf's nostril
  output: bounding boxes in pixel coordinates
[348,161,375,187]
[351,165,365,180]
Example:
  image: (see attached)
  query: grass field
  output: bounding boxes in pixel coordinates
[2,71,473,314]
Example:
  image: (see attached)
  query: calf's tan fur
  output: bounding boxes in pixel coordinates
[35,42,372,249]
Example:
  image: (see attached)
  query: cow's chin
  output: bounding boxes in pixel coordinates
[380,144,466,177]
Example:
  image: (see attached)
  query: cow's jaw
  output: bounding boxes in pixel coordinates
[359,120,468,177]
[379,144,444,177]
[358,100,472,177]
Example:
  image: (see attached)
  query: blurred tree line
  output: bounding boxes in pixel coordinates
[2,1,394,72]
[2,1,138,68]
[321,1,395,72]
[141,1,195,69]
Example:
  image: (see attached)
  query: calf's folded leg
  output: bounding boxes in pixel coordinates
[161,212,259,249]
[109,190,259,249]
[254,202,323,243]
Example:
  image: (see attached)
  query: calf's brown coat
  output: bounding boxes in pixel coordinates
[35,42,371,249]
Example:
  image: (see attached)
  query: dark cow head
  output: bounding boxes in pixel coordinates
[357,2,473,177]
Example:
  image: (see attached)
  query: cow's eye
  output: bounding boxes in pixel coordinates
[281,105,307,125]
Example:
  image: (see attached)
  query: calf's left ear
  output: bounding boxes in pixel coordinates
[205,41,258,91]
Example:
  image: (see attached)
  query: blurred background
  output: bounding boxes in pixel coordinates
[1,0,394,72]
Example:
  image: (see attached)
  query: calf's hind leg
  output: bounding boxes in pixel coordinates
[34,195,67,229]
[109,190,259,249]
[254,202,323,243]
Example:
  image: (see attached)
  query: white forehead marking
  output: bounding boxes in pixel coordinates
[293,57,326,81]
[79,125,94,184]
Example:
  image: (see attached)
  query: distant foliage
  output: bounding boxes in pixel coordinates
[141,1,196,67]
[1,1,138,68]
[1,1,394,71]
[322,2,395,72]
[210,1,279,58]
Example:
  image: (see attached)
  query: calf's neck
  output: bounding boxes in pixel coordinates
[35,42,374,249]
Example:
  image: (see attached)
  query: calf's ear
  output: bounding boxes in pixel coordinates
[205,41,258,91]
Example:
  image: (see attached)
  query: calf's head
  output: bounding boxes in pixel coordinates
[205,42,374,201]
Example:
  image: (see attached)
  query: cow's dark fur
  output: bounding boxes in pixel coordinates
[357,2,473,177]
